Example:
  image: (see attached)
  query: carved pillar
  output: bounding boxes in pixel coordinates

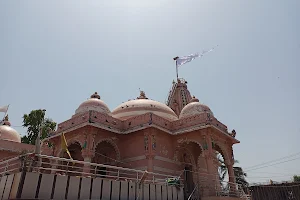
[225,143,237,195]
[204,131,218,196]
[205,133,214,176]
[145,131,156,173]
[227,160,237,195]
[227,164,235,183]
[82,151,94,176]
[146,155,154,173]
[227,163,236,195]
[82,133,95,176]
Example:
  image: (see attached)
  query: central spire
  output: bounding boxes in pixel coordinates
[166,78,192,116]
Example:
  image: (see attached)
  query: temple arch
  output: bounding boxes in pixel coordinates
[56,138,83,157]
[92,139,120,178]
[67,138,83,148]
[213,141,230,165]
[58,142,84,176]
[94,138,120,161]
[213,142,233,192]
[175,139,204,198]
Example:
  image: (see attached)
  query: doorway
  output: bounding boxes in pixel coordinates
[184,165,195,199]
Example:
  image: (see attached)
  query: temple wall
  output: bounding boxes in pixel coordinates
[154,130,176,160]
[118,131,146,159]
[0,140,34,155]
[0,152,19,162]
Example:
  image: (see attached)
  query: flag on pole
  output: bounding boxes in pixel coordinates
[61,132,73,160]
[173,45,218,67]
[0,105,9,113]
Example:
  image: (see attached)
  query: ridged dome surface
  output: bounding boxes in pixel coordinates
[112,98,178,121]
[179,96,214,119]
[75,92,110,115]
[0,125,21,143]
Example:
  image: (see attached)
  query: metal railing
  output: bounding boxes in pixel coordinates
[0,153,251,199]
[0,153,184,186]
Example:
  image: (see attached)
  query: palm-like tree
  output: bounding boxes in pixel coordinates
[217,154,248,193]
[233,166,249,193]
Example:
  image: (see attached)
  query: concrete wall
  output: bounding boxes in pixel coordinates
[0,172,184,200]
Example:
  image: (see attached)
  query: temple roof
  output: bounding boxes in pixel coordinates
[75,92,111,115]
[112,91,178,121]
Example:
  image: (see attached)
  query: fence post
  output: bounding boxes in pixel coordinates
[153,175,155,184]
[4,161,8,173]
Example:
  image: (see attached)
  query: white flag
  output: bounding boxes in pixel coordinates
[0,105,9,113]
[175,45,218,67]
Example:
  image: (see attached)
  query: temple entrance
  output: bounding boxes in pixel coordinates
[92,141,119,177]
[59,142,84,176]
[175,140,203,199]
[184,165,195,199]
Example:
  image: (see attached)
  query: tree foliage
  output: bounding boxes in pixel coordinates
[218,154,249,193]
[218,154,239,181]
[21,109,56,145]
[234,166,249,193]
[293,175,300,182]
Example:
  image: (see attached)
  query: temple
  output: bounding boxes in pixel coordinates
[0,78,245,200]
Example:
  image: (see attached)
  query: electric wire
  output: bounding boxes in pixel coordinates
[245,156,300,172]
[244,151,300,170]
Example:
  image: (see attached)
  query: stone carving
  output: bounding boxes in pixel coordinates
[137,90,148,99]
[230,129,236,138]
[91,134,96,151]
[152,135,156,150]
[160,145,168,156]
[111,136,118,141]
[183,153,192,164]
[144,135,149,151]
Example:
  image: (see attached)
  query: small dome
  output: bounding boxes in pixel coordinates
[0,115,21,143]
[112,91,178,121]
[179,96,214,119]
[75,92,110,114]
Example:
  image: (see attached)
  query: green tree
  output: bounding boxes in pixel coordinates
[293,175,300,182]
[218,154,248,193]
[21,109,56,145]
[218,154,239,181]
[233,166,249,193]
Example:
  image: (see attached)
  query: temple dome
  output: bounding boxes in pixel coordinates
[75,92,110,115]
[0,115,21,143]
[112,91,178,121]
[179,96,214,119]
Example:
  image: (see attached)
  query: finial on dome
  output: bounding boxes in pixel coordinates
[137,90,148,99]
[190,96,199,103]
[90,92,100,99]
[2,115,11,126]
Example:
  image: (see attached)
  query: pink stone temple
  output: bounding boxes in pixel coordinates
[0,78,242,200]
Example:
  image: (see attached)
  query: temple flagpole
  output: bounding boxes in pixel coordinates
[173,56,179,80]
[1,104,9,122]
[176,61,179,80]
[173,45,218,80]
